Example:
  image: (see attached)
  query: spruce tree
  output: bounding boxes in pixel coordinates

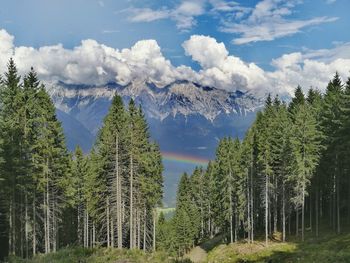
[289,103,322,241]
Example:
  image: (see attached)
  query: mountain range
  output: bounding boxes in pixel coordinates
[48,80,265,206]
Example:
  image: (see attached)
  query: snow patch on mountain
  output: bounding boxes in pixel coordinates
[48,80,264,123]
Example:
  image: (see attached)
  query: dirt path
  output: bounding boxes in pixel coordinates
[185,246,208,263]
[185,235,223,263]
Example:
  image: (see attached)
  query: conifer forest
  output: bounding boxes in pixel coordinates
[0,59,163,260]
[2,58,350,262]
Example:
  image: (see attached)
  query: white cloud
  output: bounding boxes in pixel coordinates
[1,29,350,98]
[221,0,338,45]
[128,8,170,23]
[269,45,350,94]
[0,29,182,86]
[326,0,336,4]
[127,0,206,30]
[0,29,15,70]
[183,35,228,68]
[102,29,120,34]
[126,0,250,30]
[183,35,269,93]
[126,0,338,42]
[302,42,350,62]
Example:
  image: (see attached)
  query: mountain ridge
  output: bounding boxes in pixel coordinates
[49,79,264,125]
[48,79,265,206]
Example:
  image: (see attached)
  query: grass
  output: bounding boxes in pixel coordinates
[7,247,183,263]
[7,231,350,263]
[207,240,296,263]
[207,231,350,263]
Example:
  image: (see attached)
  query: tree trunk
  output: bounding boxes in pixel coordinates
[208,204,212,238]
[265,165,268,246]
[115,134,123,249]
[43,191,47,254]
[333,174,336,230]
[296,208,299,237]
[46,160,50,254]
[111,213,114,248]
[336,161,340,234]
[78,205,81,246]
[137,209,141,249]
[153,208,156,252]
[282,181,286,242]
[234,212,238,243]
[9,199,13,255]
[133,207,137,249]
[92,221,96,248]
[32,195,36,256]
[251,158,254,243]
[273,175,277,234]
[302,184,305,242]
[320,190,323,218]
[24,193,28,258]
[316,187,319,237]
[86,210,89,248]
[107,197,110,248]
[309,195,312,232]
[247,173,251,243]
[52,197,57,252]
[288,207,291,236]
[143,208,147,251]
[130,155,134,249]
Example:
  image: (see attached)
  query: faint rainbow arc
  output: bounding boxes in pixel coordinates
[161,151,209,166]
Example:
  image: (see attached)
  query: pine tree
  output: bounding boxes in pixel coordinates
[289,85,305,112]
[289,103,322,241]
[255,101,274,245]
[321,73,343,234]
[66,146,89,246]
[0,58,23,256]
[173,173,200,256]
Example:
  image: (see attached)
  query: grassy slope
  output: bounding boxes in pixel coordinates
[8,232,350,263]
[207,232,350,263]
[8,248,179,263]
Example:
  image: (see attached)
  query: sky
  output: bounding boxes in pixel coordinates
[1,0,350,95]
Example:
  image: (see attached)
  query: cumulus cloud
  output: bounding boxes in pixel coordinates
[0,29,183,86]
[268,48,350,94]
[221,0,338,45]
[183,35,269,93]
[1,29,350,97]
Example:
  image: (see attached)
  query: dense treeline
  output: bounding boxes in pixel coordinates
[0,59,163,260]
[157,73,350,256]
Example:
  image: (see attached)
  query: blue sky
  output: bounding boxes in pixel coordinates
[0,0,350,95]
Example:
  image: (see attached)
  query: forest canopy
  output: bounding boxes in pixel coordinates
[0,59,163,260]
[1,58,350,262]
[156,73,350,257]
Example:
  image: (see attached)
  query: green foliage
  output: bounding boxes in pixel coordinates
[160,72,350,256]
[207,232,350,263]
[7,247,177,263]
[3,57,350,263]
[0,59,163,258]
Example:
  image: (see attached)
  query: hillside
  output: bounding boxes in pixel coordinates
[8,232,350,263]
[206,232,350,263]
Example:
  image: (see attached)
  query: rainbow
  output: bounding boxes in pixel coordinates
[162,151,209,166]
